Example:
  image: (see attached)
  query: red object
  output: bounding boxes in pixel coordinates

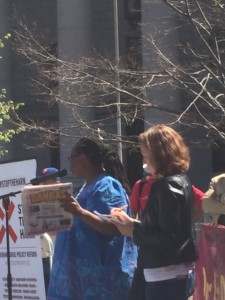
[193,223,225,300]
[192,185,204,207]
[130,177,204,215]
[130,175,152,214]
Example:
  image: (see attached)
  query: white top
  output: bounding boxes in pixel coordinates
[144,263,193,282]
[41,233,54,259]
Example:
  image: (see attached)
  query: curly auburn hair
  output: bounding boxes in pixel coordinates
[138,125,190,178]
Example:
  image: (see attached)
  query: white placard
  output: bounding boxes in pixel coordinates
[0,159,46,300]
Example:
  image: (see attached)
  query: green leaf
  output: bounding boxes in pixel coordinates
[4,33,11,40]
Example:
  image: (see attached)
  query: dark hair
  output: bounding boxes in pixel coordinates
[138,125,190,178]
[71,138,131,194]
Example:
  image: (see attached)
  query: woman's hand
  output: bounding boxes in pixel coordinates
[110,210,135,237]
[110,205,128,214]
[61,193,121,235]
[61,193,84,217]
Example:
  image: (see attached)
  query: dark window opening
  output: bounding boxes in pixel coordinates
[212,140,225,173]
[125,117,144,187]
[125,0,142,29]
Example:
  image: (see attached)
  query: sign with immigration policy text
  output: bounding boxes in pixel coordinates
[0,159,46,300]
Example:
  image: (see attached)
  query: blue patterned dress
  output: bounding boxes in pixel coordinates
[47,174,137,300]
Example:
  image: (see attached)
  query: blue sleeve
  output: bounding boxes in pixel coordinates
[89,177,129,215]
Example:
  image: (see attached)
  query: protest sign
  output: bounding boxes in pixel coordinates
[0,159,46,300]
[194,223,225,300]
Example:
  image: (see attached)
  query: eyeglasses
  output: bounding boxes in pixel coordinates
[67,156,73,162]
[67,154,78,162]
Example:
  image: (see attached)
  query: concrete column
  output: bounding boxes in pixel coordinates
[57,0,93,59]
[57,0,93,185]
[141,0,182,125]
[141,0,211,189]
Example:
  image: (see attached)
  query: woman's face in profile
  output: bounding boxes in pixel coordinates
[69,153,87,178]
[140,144,156,176]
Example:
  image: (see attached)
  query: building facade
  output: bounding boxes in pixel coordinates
[0,0,216,190]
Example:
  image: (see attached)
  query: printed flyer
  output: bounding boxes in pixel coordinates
[21,183,73,237]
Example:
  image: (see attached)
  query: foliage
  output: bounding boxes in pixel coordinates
[0,33,25,157]
[0,33,11,58]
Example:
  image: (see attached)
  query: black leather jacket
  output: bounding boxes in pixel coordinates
[133,173,198,269]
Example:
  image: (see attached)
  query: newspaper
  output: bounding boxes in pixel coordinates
[21,182,73,237]
[94,210,124,224]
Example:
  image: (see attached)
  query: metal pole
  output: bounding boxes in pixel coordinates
[0,191,21,300]
[113,0,123,162]
[3,197,12,300]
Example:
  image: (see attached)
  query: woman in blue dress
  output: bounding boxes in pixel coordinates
[47,138,137,300]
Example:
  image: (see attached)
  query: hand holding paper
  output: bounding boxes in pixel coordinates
[110,205,128,214]
[110,210,136,237]
[60,193,84,217]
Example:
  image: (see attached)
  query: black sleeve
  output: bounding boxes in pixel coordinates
[133,180,184,250]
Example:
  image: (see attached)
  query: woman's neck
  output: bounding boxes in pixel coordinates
[85,167,104,185]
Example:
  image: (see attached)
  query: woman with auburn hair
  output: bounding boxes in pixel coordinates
[111,125,198,300]
[138,125,190,178]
